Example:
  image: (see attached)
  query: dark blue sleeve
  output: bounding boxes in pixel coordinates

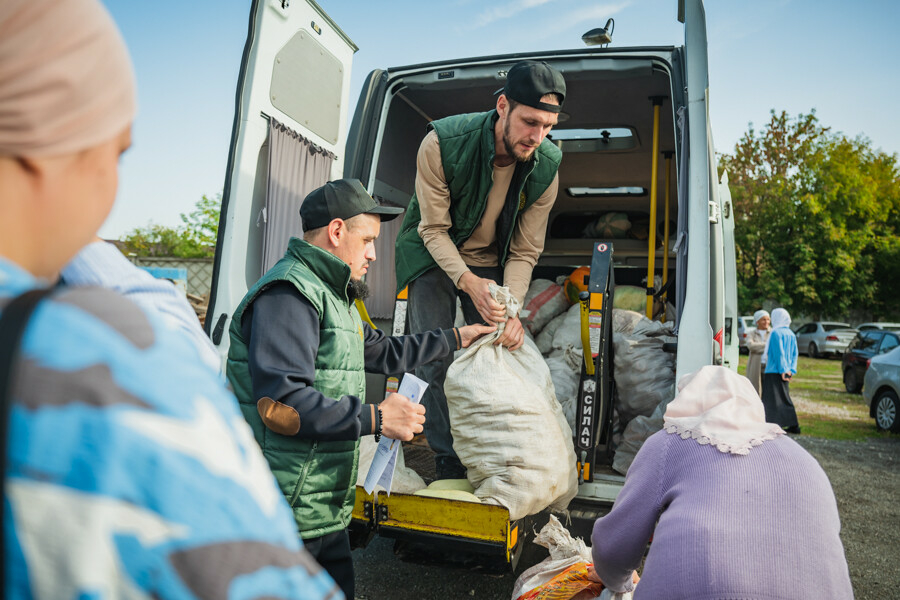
[362,323,456,375]
[242,282,373,441]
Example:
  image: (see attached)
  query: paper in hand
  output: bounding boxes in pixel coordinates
[363,373,428,495]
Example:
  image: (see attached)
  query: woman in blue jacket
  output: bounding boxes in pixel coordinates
[762,308,801,433]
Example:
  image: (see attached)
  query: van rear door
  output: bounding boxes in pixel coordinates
[677,0,717,377]
[206,0,357,358]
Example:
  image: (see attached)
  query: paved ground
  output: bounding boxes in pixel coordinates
[353,434,900,599]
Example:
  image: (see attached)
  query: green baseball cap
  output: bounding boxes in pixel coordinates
[300,179,403,232]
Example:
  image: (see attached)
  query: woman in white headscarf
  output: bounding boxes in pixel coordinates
[745,309,770,395]
[762,307,800,433]
[587,366,852,599]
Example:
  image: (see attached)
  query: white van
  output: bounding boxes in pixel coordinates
[207,0,738,568]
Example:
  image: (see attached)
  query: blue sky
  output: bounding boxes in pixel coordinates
[99,0,899,238]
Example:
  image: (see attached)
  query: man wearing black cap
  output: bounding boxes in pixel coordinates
[394,60,566,480]
[226,178,493,598]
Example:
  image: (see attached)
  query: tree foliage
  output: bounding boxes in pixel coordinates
[120,194,221,258]
[721,110,900,320]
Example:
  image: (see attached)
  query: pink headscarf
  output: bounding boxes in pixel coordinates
[0,0,136,157]
[664,365,784,455]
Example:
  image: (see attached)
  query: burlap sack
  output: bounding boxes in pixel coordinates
[445,285,578,520]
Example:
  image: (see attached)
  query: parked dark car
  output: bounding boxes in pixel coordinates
[842,330,900,393]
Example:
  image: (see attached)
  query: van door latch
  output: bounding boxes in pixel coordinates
[708,200,720,224]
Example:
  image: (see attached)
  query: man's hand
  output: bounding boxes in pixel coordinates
[458,323,496,348]
[494,316,525,351]
[458,271,506,324]
[782,372,793,382]
[378,392,426,441]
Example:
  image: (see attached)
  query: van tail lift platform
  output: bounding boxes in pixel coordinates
[575,242,615,484]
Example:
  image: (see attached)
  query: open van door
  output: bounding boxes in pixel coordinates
[205,0,357,359]
[719,169,740,370]
[676,0,717,378]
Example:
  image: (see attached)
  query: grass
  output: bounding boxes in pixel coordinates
[738,354,893,442]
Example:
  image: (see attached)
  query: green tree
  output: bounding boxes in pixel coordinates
[120,194,221,258]
[721,110,900,319]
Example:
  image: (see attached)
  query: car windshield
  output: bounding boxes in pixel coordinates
[823,323,851,331]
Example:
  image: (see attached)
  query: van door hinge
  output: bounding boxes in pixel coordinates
[708,200,720,224]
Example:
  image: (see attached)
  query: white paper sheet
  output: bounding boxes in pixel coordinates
[363,373,428,495]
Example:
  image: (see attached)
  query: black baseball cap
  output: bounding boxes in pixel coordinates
[496,60,566,114]
[300,179,403,232]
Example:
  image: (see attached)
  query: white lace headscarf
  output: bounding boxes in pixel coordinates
[664,365,784,455]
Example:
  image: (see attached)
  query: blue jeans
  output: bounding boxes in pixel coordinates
[407,265,503,479]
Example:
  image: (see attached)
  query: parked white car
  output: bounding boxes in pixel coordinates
[794,321,857,358]
[738,315,755,355]
[856,322,900,332]
[863,345,900,432]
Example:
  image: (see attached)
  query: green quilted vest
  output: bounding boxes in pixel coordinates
[226,237,366,539]
[395,109,562,293]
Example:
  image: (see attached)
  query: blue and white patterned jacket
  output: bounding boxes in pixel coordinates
[1,258,341,599]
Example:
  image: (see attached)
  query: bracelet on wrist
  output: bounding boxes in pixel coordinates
[374,405,383,442]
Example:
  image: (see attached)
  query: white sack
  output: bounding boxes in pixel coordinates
[545,346,582,432]
[520,278,571,336]
[536,310,567,354]
[356,436,426,494]
[551,303,584,352]
[611,310,676,424]
[445,285,578,521]
[510,514,592,599]
[612,401,666,475]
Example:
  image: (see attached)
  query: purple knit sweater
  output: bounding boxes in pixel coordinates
[591,431,853,599]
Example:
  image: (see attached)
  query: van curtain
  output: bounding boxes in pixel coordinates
[261,117,336,273]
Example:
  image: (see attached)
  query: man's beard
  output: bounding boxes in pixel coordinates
[347,278,370,301]
[502,117,535,163]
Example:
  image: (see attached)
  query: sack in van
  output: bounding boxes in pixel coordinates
[520,278,571,336]
[445,285,578,521]
[612,401,666,475]
[536,309,568,354]
[545,346,582,432]
[611,309,676,425]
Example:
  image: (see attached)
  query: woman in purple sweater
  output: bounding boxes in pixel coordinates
[589,366,853,599]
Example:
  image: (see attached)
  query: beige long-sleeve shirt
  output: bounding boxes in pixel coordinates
[415,130,558,305]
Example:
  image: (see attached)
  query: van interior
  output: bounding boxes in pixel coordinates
[354,54,684,479]
[362,55,681,322]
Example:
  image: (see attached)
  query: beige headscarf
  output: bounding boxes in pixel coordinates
[0,0,136,157]
[664,365,784,455]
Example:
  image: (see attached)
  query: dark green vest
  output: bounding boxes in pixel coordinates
[226,237,366,539]
[394,109,562,293]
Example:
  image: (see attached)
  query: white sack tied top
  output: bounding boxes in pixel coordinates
[664,365,784,455]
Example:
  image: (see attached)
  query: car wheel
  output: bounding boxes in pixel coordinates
[874,390,900,433]
[843,369,861,394]
[808,342,819,359]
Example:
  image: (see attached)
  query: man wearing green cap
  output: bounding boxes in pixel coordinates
[226,178,493,598]
[395,60,566,480]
